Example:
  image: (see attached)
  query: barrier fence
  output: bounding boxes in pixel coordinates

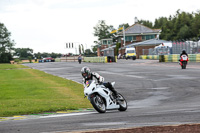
[140,54,200,62]
[83,56,108,63]
[57,56,118,63]
[142,41,200,55]
[139,55,159,60]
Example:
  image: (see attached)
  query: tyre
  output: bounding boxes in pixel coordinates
[181,62,184,69]
[117,93,127,111]
[90,94,106,113]
[183,62,187,69]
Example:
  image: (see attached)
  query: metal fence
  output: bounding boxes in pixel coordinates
[172,41,200,54]
[142,41,200,55]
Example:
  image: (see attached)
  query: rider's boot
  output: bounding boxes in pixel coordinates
[107,82,118,99]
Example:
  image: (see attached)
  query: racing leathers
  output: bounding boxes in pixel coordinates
[82,72,118,97]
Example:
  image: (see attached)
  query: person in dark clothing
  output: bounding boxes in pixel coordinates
[179,49,188,65]
[81,66,118,98]
[78,54,82,64]
[180,49,188,57]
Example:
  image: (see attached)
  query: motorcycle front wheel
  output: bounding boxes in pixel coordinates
[90,94,106,113]
[117,93,128,111]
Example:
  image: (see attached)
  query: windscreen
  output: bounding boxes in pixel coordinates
[86,80,92,87]
[127,50,135,53]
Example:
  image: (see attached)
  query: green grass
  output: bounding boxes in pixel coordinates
[0,64,29,69]
[0,64,91,117]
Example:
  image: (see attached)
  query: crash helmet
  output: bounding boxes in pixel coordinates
[81,66,91,79]
[182,49,186,54]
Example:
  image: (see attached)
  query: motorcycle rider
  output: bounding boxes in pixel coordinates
[180,49,188,57]
[179,49,188,65]
[81,66,118,98]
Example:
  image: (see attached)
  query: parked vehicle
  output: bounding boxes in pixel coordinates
[125,48,136,60]
[179,55,188,69]
[39,57,55,63]
[84,80,127,113]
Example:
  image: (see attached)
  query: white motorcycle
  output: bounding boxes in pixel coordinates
[84,80,127,113]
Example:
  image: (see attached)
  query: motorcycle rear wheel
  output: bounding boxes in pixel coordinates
[91,94,106,113]
[182,62,187,69]
[117,93,127,111]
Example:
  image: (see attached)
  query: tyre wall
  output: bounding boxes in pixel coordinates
[140,54,200,62]
[83,56,108,63]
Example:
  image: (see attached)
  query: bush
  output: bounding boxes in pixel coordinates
[159,55,165,62]
[0,53,12,63]
[28,56,32,63]
[14,58,21,63]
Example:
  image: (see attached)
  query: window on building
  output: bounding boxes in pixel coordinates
[133,36,136,41]
[142,35,155,40]
[103,40,107,45]
[125,36,133,42]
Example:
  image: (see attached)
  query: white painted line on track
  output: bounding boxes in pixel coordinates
[99,71,145,79]
[39,112,96,119]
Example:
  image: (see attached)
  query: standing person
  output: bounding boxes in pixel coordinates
[123,52,126,59]
[78,54,82,64]
[81,66,118,98]
[118,53,121,59]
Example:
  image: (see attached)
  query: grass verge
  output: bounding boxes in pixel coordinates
[0,64,91,117]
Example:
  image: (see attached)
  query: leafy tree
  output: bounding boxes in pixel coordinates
[154,17,168,29]
[14,48,33,59]
[118,23,129,32]
[81,44,84,54]
[28,56,32,63]
[192,11,200,37]
[138,20,153,28]
[115,42,121,56]
[91,44,98,53]
[93,20,114,44]
[177,25,191,40]
[84,49,96,57]
[0,22,15,63]
[50,52,62,58]
[154,10,200,41]
[34,52,61,59]
[85,49,92,55]
[79,45,81,54]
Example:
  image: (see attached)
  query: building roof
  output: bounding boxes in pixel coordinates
[118,23,161,35]
[125,39,171,47]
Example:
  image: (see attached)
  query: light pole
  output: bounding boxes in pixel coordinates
[123,25,125,46]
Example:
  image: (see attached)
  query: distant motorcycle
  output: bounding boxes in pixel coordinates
[179,55,188,69]
[84,80,127,113]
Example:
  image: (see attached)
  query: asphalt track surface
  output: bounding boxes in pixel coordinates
[1,59,200,133]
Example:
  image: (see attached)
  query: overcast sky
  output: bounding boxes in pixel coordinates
[0,0,199,54]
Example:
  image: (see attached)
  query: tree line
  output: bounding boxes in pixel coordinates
[140,9,200,41]
[93,9,200,45]
[0,23,14,63]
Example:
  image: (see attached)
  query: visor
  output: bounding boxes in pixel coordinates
[82,73,87,78]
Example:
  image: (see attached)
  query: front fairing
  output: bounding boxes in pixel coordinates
[84,80,110,99]
[84,80,96,96]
